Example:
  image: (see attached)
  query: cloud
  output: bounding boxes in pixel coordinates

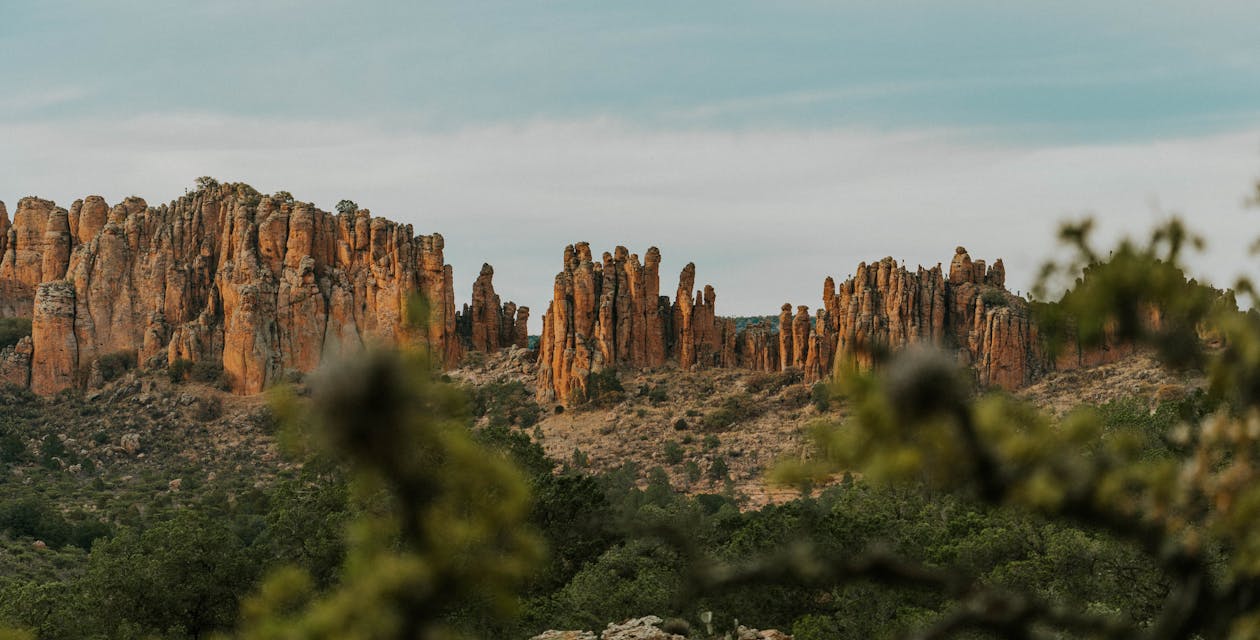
[0,86,90,114]
[2,114,1258,327]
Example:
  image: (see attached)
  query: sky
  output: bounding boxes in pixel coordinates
[3,1,1260,324]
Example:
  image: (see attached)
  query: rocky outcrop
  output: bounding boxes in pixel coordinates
[0,336,33,388]
[0,183,482,395]
[31,280,78,394]
[455,263,529,354]
[536,244,732,404]
[730,247,1042,390]
[529,617,791,640]
[810,247,1038,389]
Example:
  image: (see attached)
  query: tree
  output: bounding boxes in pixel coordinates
[83,510,256,639]
[194,176,220,191]
[334,199,359,215]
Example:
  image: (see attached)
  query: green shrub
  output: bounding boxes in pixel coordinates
[191,360,226,385]
[586,368,624,407]
[746,368,803,394]
[810,382,831,411]
[168,358,194,383]
[0,431,26,463]
[701,393,763,432]
[0,317,32,350]
[470,381,542,428]
[663,440,684,465]
[707,457,729,482]
[96,350,137,382]
[637,384,668,403]
[981,289,1008,307]
[781,384,810,408]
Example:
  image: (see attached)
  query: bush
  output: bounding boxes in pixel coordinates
[707,457,729,482]
[746,368,803,394]
[586,368,624,407]
[168,358,194,383]
[0,431,25,463]
[701,393,763,432]
[673,418,688,431]
[470,381,542,428]
[981,289,1008,307]
[637,383,668,403]
[663,440,684,465]
[810,382,831,412]
[781,384,810,408]
[96,350,137,382]
[0,317,32,350]
[191,360,227,386]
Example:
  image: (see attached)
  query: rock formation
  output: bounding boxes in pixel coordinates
[0,183,477,395]
[455,263,529,353]
[536,244,734,404]
[731,247,1046,390]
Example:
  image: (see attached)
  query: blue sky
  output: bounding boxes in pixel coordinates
[3,1,1260,317]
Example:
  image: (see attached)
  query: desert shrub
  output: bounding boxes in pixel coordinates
[673,418,688,431]
[703,435,720,450]
[707,457,729,482]
[191,360,229,388]
[781,384,810,408]
[39,437,71,470]
[981,288,1008,307]
[193,396,223,422]
[0,431,25,463]
[0,318,31,350]
[168,358,194,383]
[810,382,831,411]
[701,393,762,431]
[586,368,624,407]
[637,383,668,403]
[95,350,137,382]
[745,369,803,394]
[663,440,684,465]
[471,380,542,428]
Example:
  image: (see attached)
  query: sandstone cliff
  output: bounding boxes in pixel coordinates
[535,244,1123,404]
[536,243,735,404]
[731,247,1041,389]
[455,263,529,353]
[0,183,477,394]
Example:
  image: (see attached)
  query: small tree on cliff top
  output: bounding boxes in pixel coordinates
[335,199,359,215]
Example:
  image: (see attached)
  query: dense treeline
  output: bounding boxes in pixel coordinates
[0,381,1202,638]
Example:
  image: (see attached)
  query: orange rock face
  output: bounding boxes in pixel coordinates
[456,263,529,353]
[536,244,729,404]
[1,184,472,395]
